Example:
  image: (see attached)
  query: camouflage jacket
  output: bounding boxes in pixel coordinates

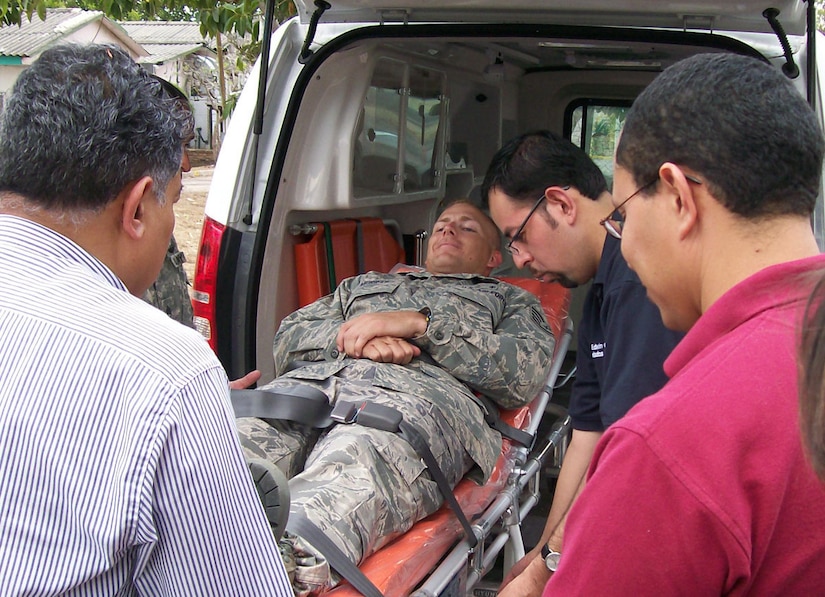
[272,270,556,480]
[143,235,194,328]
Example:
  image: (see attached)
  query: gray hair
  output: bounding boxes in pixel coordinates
[0,44,192,213]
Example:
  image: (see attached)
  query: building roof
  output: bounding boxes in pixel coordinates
[119,20,208,45]
[118,21,214,65]
[0,8,143,58]
[133,42,208,65]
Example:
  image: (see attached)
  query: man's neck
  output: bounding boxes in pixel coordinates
[700,214,820,314]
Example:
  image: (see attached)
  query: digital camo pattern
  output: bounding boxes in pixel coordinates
[239,271,555,592]
[142,235,194,327]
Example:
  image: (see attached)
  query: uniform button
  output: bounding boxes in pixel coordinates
[434,331,444,340]
[331,349,339,358]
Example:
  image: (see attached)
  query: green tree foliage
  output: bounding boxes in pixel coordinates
[818,0,825,32]
[5,1,296,38]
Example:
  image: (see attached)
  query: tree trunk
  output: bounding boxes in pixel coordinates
[214,30,228,158]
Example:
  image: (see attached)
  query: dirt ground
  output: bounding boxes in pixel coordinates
[176,162,213,284]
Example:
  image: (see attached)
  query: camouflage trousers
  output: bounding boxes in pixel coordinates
[237,361,474,594]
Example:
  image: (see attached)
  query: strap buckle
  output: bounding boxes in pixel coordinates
[330,400,403,433]
[330,400,361,424]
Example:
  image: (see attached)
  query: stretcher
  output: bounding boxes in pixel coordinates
[287,218,574,596]
[322,277,573,597]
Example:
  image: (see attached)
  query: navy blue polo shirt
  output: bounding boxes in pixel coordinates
[569,235,683,432]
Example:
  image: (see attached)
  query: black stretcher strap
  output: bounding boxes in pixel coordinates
[349,218,366,274]
[485,409,534,448]
[231,387,333,428]
[398,420,478,548]
[470,392,535,448]
[286,514,384,597]
[233,388,480,545]
[323,221,337,292]
[330,400,478,548]
[232,387,513,545]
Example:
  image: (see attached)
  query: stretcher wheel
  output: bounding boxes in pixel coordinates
[247,458,291,540]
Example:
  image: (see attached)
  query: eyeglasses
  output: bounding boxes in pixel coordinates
[600,174,702,239]
[506,186,570,256]
[506,195,545,255]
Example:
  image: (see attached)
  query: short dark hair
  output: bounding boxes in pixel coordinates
[616,52,825,218]
[0,44,192,212]
[480,130,608,207]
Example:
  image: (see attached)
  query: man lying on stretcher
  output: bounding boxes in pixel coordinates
[237,199,556,595]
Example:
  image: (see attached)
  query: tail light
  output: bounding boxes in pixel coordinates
[192,216,225,353]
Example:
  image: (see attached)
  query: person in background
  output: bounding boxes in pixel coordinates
[0,44,291,595]
[481,130,682,595]
[143,76,195,327]
[545,52,825,594]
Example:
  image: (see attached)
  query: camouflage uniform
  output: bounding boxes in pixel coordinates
[143,235,194,327]
[238,270,555,593]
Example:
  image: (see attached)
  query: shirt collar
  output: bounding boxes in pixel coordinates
[0,214,127,292]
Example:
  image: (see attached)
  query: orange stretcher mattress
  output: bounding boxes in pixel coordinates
[325,278,571,597]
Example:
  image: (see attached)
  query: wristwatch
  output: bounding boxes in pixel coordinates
[541,543,562,572]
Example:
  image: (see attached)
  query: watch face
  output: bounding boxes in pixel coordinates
[545,551,561,572]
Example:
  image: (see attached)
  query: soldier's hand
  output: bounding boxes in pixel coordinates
[361,336,421,364]
[337,311,427,358]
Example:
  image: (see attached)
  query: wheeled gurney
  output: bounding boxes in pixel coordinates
[270,217,574,596]
[322,276,574,597]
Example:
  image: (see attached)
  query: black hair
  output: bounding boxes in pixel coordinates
[480,130,608,207]
[616,52,825,218]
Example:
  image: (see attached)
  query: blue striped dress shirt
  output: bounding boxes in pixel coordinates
[0,215,292,595]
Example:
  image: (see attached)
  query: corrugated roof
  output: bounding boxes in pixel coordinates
[119,21,209,45]
[0,8,104,57]
[136,42,207,64]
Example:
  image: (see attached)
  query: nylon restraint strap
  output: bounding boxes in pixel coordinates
[322,221,337,292]
[396,419,478,548]
[286,514,384,597]
[473,392,535,448]
[230,387,333,428]
[332,400,478,548]
[349,218,366,274]
[232,390,480,546]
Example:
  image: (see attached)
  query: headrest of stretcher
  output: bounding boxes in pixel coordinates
[293,217,406,307]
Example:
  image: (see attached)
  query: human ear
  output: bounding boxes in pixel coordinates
[546,186,576,223]
[119,176,154,240]
[487,249,503,270]
[659,163,698,240]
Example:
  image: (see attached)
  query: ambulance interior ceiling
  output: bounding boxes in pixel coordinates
[382,35,733,75]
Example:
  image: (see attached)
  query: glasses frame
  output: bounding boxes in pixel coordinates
[506,186,570,255]
[600,173,703,239]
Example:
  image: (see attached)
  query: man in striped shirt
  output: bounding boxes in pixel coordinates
[0,44,292,595]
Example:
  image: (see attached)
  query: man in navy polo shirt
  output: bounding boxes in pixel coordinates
[482,130,683,596]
